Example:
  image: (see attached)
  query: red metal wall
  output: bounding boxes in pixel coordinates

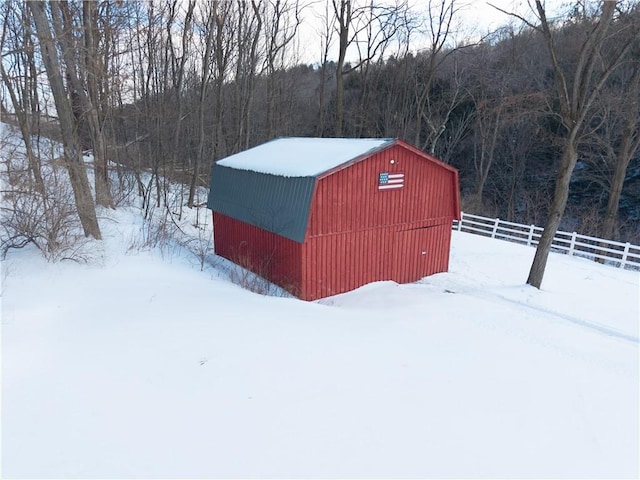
[301,142,459,300]
[308,143,459,236]
[213,212,303,295]
[301,220,452,299]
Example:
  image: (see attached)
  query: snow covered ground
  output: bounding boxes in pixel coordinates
[2,200,638,478]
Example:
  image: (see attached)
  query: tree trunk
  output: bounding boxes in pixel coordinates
[472,105,501,208]
[30,1,101,240]
[335,66,345,136]
[316,1,332,138]
[527,139,577,288]
[317,62,328,136]
[601,157,626,241]
[602,64,640,241]
[188,3,216,208]
[601,122,638,242]
[213,4,227,158]
[57,1,113,209]
[334,0,350,137]
[83,1,113,208]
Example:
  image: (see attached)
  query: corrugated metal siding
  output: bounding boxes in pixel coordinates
[301,219,451,300]
[308,144,458,237]
[213,212,303,295]
[390,222,452,283]
[301,143,459,300]
[208,165,315,243]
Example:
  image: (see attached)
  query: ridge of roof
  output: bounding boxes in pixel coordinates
[216,137,395,177]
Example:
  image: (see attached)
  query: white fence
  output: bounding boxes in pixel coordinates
[453,212,640,270]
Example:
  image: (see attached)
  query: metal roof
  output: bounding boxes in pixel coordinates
[208,165,316,242]
[207,137,395,243]
[216,137,394,177]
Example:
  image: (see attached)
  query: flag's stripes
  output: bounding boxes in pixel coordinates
[378,172,405,190]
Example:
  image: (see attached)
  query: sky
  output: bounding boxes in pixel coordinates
[294,0,541,65]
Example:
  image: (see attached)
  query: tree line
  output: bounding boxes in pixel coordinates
[1,0,639,287]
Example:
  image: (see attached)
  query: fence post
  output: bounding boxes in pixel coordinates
[492,218,499,238]
[527,225,535,246]
[620,242,630,269]
[458,212,463,231]
[569,232,577,256]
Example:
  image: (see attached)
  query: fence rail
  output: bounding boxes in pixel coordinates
[453,212,640,270]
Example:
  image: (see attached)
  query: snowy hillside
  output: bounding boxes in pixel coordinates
[2,200,638,478]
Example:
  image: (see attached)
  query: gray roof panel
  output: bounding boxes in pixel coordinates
[208,164,316,243]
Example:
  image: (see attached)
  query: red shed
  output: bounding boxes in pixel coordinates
[207,138,460,300]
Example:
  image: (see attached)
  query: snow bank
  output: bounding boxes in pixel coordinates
[2,203,638,478]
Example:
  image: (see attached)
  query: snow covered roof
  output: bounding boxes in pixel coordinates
[216,137,394,177]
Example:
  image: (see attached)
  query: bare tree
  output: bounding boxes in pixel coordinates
[212,1,236,158]
[468,94,503,211]
[43,1,115,208]
[413,0,467,150]
[523,1,637,287]
[493,1,638,286]
[263,0,302,138]
[576,54,640,242]
[232,0,263,151]
[315,0,335,136]
[602,61,640,241]
[333,0,352,137]
[465,30,546,211]
[0,0,46,197]
[30,1,102,239]
[81,1,115,208]
[188,0,219,208]
[166,0,196,176]
[332,0,403,137]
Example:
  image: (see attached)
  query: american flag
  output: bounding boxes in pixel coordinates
[378,172,404,190]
